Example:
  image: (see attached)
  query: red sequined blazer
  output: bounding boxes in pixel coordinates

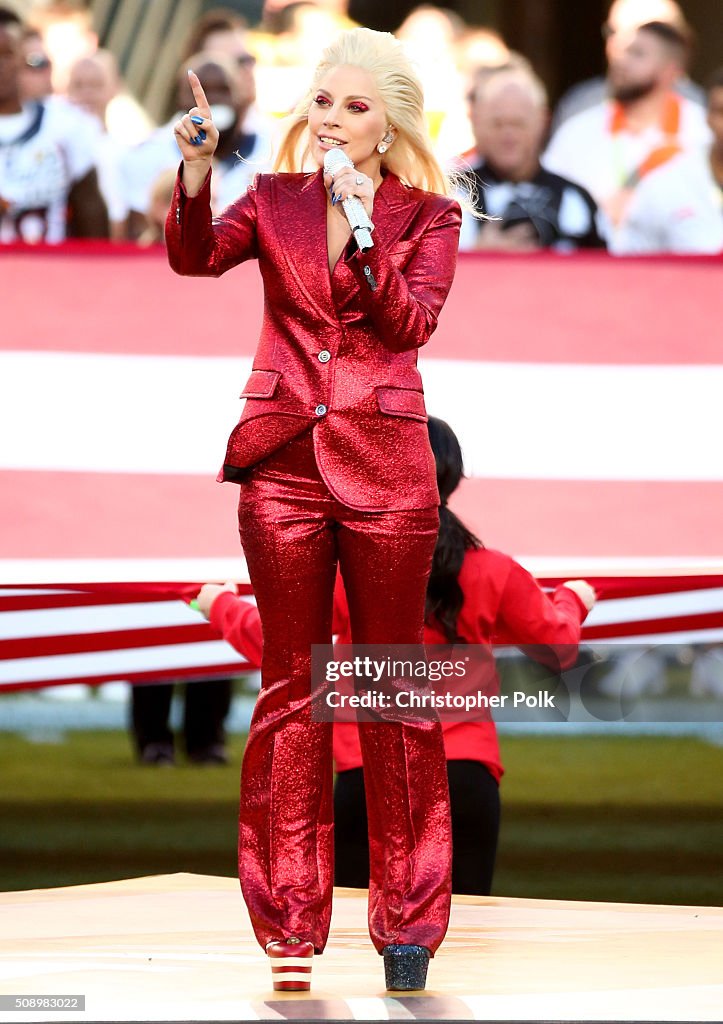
[166,166,461,511]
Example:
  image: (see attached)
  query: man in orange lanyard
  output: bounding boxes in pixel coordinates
[543,20,711,245]
[551,0,705,131]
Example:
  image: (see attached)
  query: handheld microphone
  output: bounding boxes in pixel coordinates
[323,148,375,252]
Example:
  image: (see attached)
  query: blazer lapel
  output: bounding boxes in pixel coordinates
[369,172,424,250]
[271,169,339,328]
[270,170,424,315]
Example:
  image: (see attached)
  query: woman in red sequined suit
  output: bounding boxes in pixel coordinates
[166,28,462,991]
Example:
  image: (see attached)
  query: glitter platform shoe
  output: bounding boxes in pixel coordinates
[382,944,431,991]
[266,937,314,991]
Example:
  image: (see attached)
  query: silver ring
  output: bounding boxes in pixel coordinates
[355,175,364,186]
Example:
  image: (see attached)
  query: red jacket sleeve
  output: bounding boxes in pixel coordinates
[343,196,462,353]
[165,165,259,277]
[208,591,263,667]
[492,558,589,670]
[207,573,350,667]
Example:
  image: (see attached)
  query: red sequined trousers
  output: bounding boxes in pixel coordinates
[236,427,452,956]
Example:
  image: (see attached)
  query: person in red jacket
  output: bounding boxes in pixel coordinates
[196,417,596,897]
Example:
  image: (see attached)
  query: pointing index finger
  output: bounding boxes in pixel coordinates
[187,69,211,117]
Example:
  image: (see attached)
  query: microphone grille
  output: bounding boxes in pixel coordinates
[323,147,352,174]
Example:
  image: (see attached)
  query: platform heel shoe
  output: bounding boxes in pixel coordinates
[266,937,314,991]
[382,944,431,991]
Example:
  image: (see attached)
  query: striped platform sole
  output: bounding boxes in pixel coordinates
[266,938,314,991]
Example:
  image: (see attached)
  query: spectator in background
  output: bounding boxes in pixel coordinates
[122,51,271,239]
[23,1,97,94]
[544,21,712,250]
[183,7,249,58]
[458,66,604,252]
[435,25,513,163]
[603,134,723,253]
[707,68,723,198]
[181,8,259,120]
[606,66,723,253]
[0,7,108,243]
[130,677,233,766]
[396,4,470,162]
[552,0,704,132]
[19,27,53,101]
[67,51,129,238]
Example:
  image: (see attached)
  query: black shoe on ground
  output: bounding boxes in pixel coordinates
[382,944,430,990]
[139,742,175,766]
[187,744,229,766]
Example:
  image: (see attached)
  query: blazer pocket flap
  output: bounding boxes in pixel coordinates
[240,369,281,399]
[375,386,427,421]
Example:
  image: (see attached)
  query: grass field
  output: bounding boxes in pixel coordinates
[1,731,722,906]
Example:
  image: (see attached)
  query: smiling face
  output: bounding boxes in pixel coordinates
[306,64,391,178]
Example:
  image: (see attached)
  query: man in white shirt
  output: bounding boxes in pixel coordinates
[608,149,723,253]
[544,19,711,247]
[551,0,704,131]
[0,7,108,243]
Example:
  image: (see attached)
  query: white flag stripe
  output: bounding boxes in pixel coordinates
[0,559,249,585]
[0,601,200,641]
[0,588,79,597]
[524,557,723,574]
[583,588,723,628]
[593,628,723,645]
[0,352,247,475]
[0,640,244,685]
[3,352,723,480]
[2,588,719,642]
[422,360,723,481]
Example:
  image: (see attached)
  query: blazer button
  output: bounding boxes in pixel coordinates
[317,350,331,363]
[315,404,327,416]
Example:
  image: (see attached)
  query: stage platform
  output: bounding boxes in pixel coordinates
[1,873,721,1022]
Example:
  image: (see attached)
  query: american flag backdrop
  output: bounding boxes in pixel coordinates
[2,244,722,690]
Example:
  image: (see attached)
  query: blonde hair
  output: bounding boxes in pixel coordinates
[273,27,460,200]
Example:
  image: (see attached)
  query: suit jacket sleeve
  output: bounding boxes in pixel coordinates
[492,557,589,670]
[344,196,462,354]
[165,164,259,277]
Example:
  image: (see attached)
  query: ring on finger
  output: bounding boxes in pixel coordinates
[355,175,364,185]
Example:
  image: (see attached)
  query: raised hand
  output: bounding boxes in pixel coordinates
[561,579,597,612]
[194,581,239,620]
[173,70,219,164]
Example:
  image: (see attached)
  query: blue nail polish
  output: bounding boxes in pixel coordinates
[198,129,206,140]
[193,134,202,144]
[331,193,339,205]
[190,115,204,125]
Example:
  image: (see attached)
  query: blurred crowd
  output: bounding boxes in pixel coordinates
[0,0,722,254]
